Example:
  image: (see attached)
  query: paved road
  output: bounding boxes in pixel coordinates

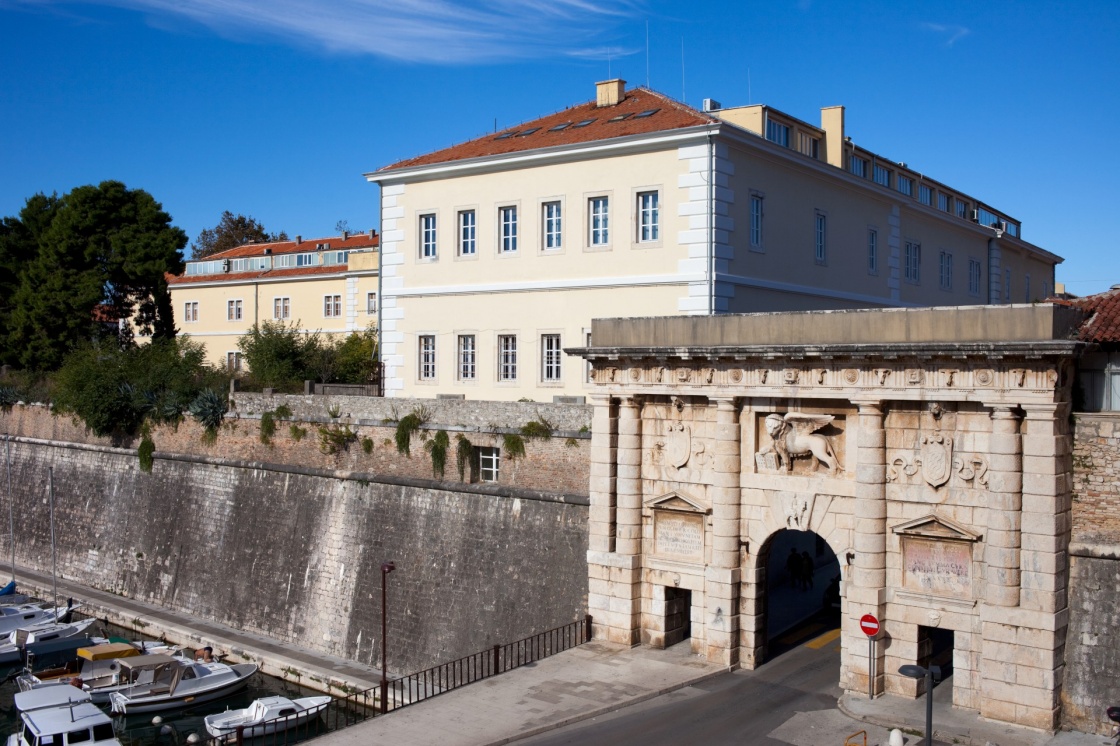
[519,626,860,746]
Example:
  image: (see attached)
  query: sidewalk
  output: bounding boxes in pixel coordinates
[317,640,726,746]
[840,686,1105,746]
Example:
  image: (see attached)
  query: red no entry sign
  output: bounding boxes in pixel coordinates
[860,614,880,637]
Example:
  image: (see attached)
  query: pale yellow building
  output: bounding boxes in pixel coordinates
[167,232,379,371]
[366,80,1061,402]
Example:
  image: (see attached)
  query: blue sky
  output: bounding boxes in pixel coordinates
[1,0,1117,294]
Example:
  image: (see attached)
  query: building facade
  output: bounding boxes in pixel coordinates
[167,232,379,371]
[367,80,1061,402]
[574,304,1082,731]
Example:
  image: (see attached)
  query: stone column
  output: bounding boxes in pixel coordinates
[1019,403,1071,614]
[587,394,618,554]
[849,400,886,697]
[985,405,1022,608]
[706,397,741,666]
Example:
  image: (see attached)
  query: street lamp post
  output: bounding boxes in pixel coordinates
[898,663,941,746]
[380,560,395,714]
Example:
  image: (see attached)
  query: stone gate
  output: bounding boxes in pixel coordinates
[573,304,1084,731]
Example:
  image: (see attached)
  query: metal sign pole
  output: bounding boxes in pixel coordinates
[868,636,874,699]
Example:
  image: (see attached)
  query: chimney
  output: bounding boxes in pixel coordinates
[296,235,302,245]
[595,79,626,107]
[342,231,349,241]
[820,106,845,168]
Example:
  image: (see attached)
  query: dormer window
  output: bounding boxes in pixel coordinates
[766,119,790,147]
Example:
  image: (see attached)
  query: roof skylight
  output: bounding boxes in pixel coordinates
[634,109,660,118]
[494,131,515,140]
[608,113,633,122]
[573,118,596,128]
[549,122,572,132]
[517,127,540,137]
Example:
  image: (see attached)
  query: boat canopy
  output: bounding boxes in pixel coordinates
[15,685,92,712]
[79,642,140,661]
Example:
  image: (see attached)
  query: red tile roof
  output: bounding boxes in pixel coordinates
[377,87,715,173]
[206,232,379,260]
[1053,286,1120,343]
[168,264,355,286]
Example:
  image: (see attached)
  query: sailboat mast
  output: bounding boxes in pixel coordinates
[4,435,12,584]
[48,467,58,611]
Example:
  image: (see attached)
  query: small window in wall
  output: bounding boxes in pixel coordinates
[458,334,476,381]
[420,214,437,259]
[542,202,562,250]
[797,133,819,159]
[273,297,290,320]
[183,301,198,323]
[637,191,659,242]
[897,176,913,197]
[419,335,436,380]
[750,195,763,250]
[766,119,790,147]
[850,155,867,178]
[324,294,341,317]
[939,251,953,290]
[227,299,243,321]
[919,184,933,206]
[498,334,517,381]
[867,229,878,275]
[226,351,242,372]
[905,242,921,284]
[458,210,476,256]
[477,446,500,482]
[814,213,826,264]
[367,292,377,314]
[500,206,518,253]
[938,193,951,212]
[956,200,969,219]
[873,164,891,187]
[589,197,609,246]
[1077,353,1120,412]
[968,259,981,296]
[541,333,562,382]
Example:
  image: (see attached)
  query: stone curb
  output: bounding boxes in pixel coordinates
[482,665,733,746]
[837,692,1007,746]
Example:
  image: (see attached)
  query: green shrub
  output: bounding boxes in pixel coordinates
[455,434,472,481]
[503,433,526,460]
[395,413,421,456]
[273,403,293,420]
[520,418,553,440]
[290,424,307,442]
[361,437,374,454]
[318,423,357,455]
[0,386,19,412]
[259,411,276,445]
[327,403,342,419]
[236,320,320,391]
[138,432,155,472]
[426,430,450,479]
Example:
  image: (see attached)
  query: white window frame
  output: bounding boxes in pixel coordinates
[227,299,243,322]
[458,209,476,256]
[904,242,921,284]
[749,194,763,251]
[850,155,867,178]
[541,333,562,382]
[478,446,500,482]
[497,334,517,381]
[868,229,878,275]
[418,335,436,381]
[420,213,437,259]
[814,212,827,264]
[273,296,290,320]
[457,334,476,381]
[766,119,790,147]
[589,196,609,247]
[939,251,953,291]
[637,191,659,243]
[542,201,562,251]
[366,292,377,314]
[499,205,518,253]
[873,164,891,188]
[324,294,342,318]
[183,301,198,323]
[226,351,242,372]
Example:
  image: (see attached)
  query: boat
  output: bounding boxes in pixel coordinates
[108,656,258,714]
[0,602,73,635]
[13,684,91,712]
[17,642,146,700]
[0,617,101,663]
[0,579,15,595]
[203,695,332,738]
[6,701,121,746]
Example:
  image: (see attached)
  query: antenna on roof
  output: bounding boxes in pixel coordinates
[645,21,650,89]
[681,38,686,103]
[607,46,612,79]
[748,67,752,104]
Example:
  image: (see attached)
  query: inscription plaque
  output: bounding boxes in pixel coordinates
[902,537,972,596]
[654,512,704,561]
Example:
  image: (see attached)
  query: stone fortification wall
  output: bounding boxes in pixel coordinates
[1062,413,1120,734]
[1,396,592,496]
[0,435,588,674]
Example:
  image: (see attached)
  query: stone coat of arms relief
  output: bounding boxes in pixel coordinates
[648,398,709,477]
[886,403,990,497]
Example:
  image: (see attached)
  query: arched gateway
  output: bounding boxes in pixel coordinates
[574,305,1084,731]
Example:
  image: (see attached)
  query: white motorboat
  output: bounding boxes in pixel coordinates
[16,642,154,702]
[204,695,332,738]
[13,684,91,712]
[6,701,121,746]
[108,656,258,714]
[0,603,72,636]
[0,618,100,669]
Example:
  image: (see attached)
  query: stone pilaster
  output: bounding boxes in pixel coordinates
[1019,403,1071,613]
[850,400,886,698]
[985,406,1023,608]
[615,396,643,557]
[587,394,618,554]
[705,397,741,666]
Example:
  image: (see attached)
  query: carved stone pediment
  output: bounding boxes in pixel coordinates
[891,514,981,542]
[644,490,711,514]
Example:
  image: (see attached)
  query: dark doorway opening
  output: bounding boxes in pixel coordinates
[918,626,954,693]
[664,587,692,648]
[762,529,841,660]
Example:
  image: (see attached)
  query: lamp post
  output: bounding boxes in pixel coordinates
[379,560,395,714]
[898,663,941,746]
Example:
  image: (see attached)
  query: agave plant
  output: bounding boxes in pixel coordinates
[0,387,19,412]
[188,389,227,434]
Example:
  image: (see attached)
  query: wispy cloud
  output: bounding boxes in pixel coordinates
[922,22,970,47]
[7,0,646,63]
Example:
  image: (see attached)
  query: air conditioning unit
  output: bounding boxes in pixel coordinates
[998,220,1008,232]
[970,209,979,222]
[221,259,230,272]
[702,98,721,113]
